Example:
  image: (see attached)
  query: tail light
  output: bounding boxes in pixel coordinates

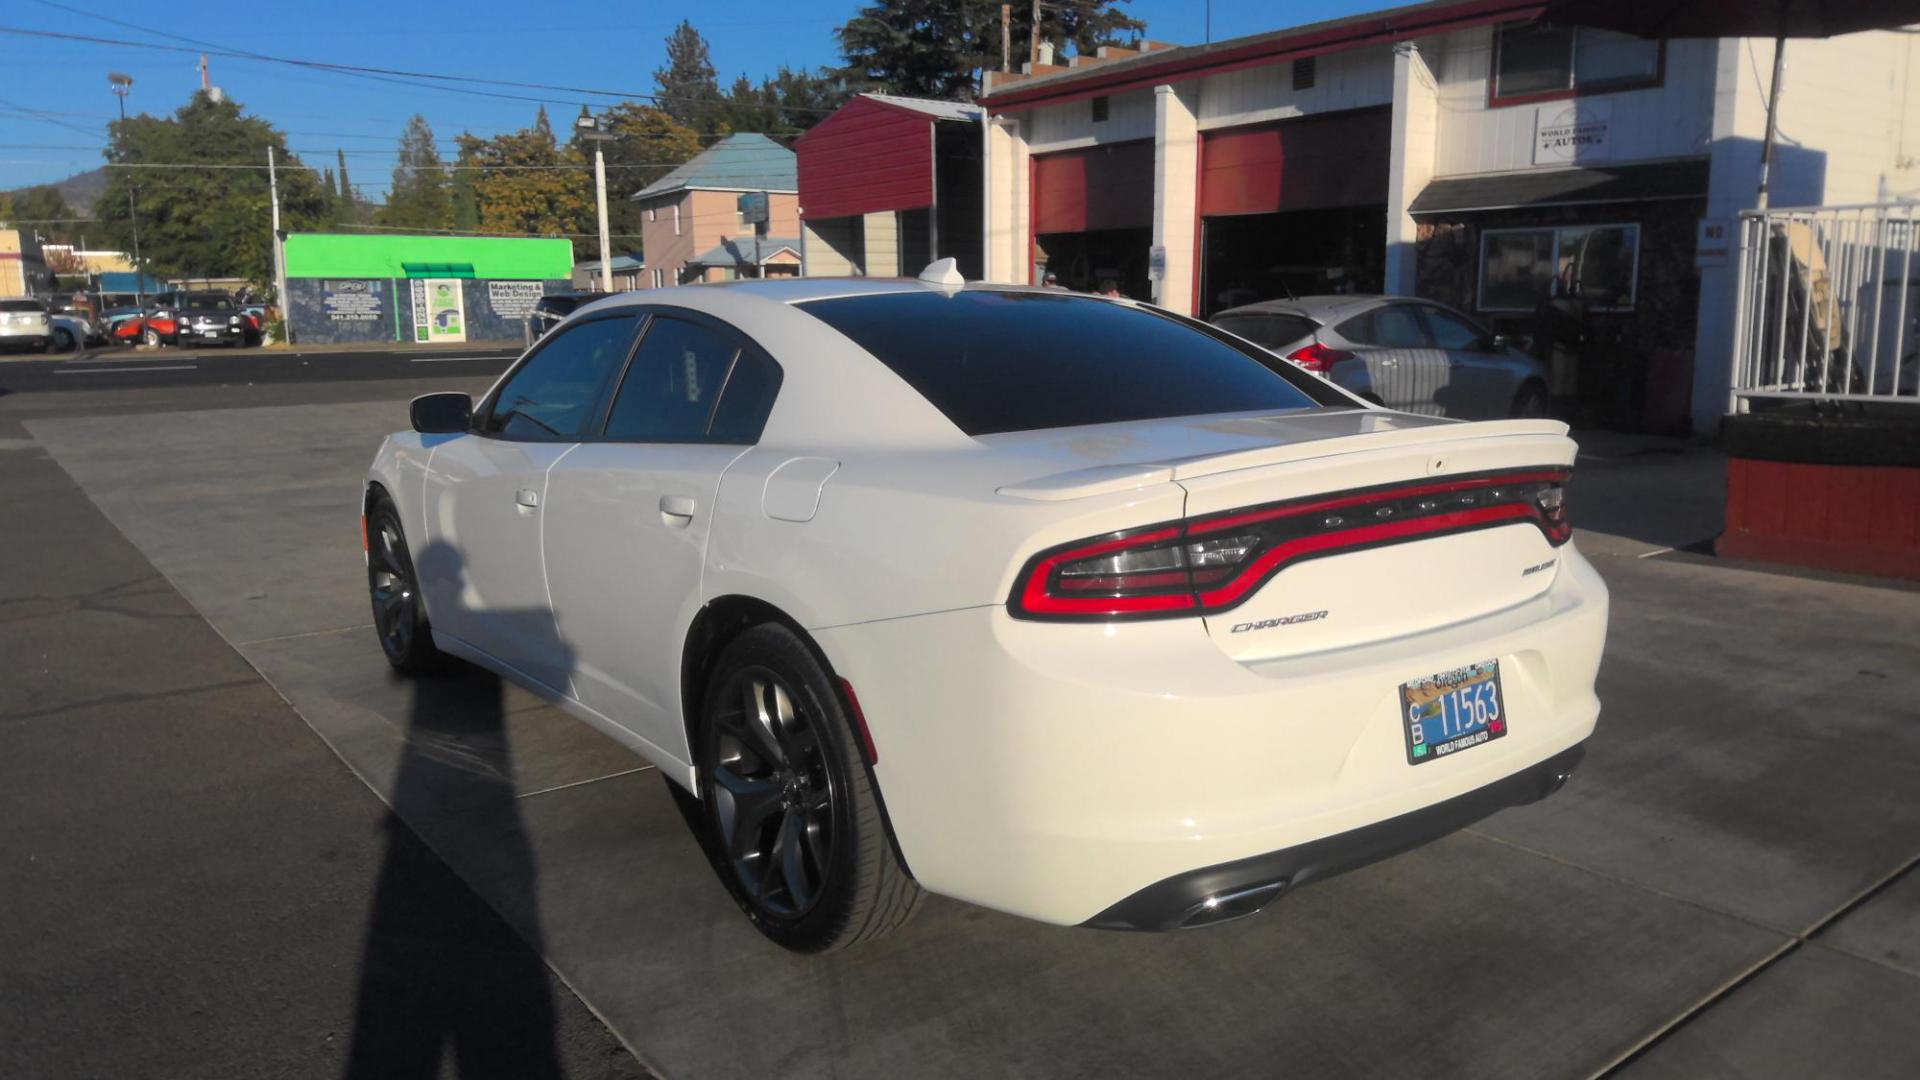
[1011,468,1572,621]
[1285,341,1353,375]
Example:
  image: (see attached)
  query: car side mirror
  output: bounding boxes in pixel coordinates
[410,392,473,435]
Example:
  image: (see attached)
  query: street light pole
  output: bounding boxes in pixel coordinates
[576,112,615,292]
[268,146,290,340]
[108,72,144,306]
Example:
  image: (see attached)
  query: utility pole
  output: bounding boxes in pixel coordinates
[268,146,290,338]
[198,54,210,91]
[1030,0,1041,68]
[576,111,615,292]
[1002,4,1012,72]
[108,72,144,306]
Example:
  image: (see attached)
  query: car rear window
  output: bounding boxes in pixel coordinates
[799,291,1342,436]
[1213,312,1318,349]
[0,299,45,312]
[183,294,229,311]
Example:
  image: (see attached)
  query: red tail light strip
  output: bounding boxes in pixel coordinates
[1010,467,1571,622]
[1195,503,1537,608]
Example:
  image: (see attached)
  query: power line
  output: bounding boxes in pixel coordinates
[5,13,846,115]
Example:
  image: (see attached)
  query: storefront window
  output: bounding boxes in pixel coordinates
[1493,23,1660,102]
[1477,224,1639,312]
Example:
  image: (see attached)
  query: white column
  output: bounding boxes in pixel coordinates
[1691,37,1769,435]
[1152,83,1198,314]
[983,116,1029,284]
[1385,42,1438,298]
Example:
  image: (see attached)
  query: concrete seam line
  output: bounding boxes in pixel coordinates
[1464,828,1794,938]
[1589,851,1920,1078]
[514,765,656,801]
[234,622,376,647]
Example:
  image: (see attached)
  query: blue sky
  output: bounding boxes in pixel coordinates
[0,0,1378,199]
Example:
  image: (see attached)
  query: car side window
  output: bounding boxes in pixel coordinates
[603,315,782,443]
[481,315,639,440]
[1422,306,1490,351]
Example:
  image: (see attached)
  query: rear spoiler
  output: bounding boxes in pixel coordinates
[998,417,1571,502]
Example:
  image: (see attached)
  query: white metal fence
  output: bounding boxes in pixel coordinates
[1731,201,1920,411]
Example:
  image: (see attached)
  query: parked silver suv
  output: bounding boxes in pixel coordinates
[1212,295,1550,419]
[0,297,52,353]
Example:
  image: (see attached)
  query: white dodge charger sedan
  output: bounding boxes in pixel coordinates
[362,267,1608,952]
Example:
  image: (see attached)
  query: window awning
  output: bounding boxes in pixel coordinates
[1410,158,1710,215]
[401,262,476,278]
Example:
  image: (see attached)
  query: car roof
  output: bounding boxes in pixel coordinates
[1214,294,1427,322]
[601,276,1064,308]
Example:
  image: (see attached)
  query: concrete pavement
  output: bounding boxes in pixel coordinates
[4,380,1916,1078]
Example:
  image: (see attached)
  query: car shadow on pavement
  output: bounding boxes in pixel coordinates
[344,542,572,1080]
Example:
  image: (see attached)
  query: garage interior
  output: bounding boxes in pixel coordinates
[1197,108,1392,316]
[1031,140,1155,297]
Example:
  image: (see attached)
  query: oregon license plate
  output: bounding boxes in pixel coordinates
[1401,659,1506,765]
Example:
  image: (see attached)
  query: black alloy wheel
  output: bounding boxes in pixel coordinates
[693,624,920,952]
[366,496,439,673]
[708,667,836,919]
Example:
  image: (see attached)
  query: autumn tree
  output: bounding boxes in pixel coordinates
[93,90,332,286]
[457,107,595,256]
[379,114,453,230]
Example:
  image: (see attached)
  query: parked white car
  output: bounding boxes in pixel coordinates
[1213,295,1552,419]
[363,268,1609,951]
[0,297,52,352]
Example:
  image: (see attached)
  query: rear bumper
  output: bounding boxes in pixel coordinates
[815,542,1608,926]
[1085,742,1584,930]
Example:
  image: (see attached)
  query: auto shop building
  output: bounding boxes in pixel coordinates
[281,233,574,346]
[978,0,1920,433]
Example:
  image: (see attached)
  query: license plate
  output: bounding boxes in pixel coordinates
[1401,659,1506,765]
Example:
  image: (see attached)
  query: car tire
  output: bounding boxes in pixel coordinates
[142,328,162,348]
[53,327,76,352]
[365,494,442,674]
[1510,382,1550,419]
[692,624,920,952]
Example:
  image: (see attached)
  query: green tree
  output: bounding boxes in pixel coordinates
[654,20,722,130]
[2,186,77,242]
[713,67,854,137]
[378,114,453,230]
[93,90,332,288]
[838,0,1143,99]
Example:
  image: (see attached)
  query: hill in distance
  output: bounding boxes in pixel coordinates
[5,167,108,217]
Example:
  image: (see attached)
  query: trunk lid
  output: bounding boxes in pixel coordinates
[1174,422,1575,661]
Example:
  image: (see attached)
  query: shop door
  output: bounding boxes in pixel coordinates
[410,278,468,343]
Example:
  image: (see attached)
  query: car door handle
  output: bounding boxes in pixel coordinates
[516,488,539,509]
[660,495,696,527]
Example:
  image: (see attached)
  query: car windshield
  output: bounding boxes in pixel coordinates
[183,294,229,311]
[799,290,1345,436]
[0,299,46,312]
[1213,312,1319,349]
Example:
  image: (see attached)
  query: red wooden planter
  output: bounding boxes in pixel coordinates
[1720,458,1920,580]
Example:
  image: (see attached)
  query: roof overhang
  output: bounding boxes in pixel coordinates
[979,0,1545,113]
[1409,158,1710,214]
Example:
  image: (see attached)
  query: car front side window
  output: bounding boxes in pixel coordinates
[480,315,639,440]
[1422,307,1491,351]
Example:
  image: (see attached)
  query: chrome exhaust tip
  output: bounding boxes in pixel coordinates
[1178,880,1288,928]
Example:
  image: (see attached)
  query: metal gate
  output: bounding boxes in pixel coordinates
[1730,201,1920,410]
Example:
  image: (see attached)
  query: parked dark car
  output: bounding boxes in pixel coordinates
[530,290,612,338]
[167,291,251,348]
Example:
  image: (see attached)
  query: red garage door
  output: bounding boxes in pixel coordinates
[1199,107,1391,217]
[1032,140,1156,234]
